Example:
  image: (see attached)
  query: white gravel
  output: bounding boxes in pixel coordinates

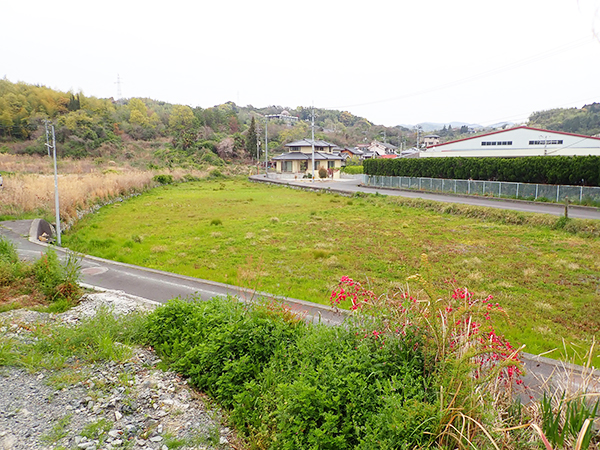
[0,290,244,450]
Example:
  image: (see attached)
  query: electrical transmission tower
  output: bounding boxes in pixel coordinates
[114,74,123,99]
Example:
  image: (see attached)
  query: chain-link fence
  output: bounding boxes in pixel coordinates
[363,175,600,203]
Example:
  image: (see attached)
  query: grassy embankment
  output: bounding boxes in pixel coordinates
[62,178,600,366]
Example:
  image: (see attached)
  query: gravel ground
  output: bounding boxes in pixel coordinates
[0,291,245,450]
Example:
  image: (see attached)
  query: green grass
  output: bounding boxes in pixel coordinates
[40,414,72,444]
[0,306,149,371]
[62,179,600,365]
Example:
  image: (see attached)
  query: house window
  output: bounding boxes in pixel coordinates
[291,146,300,151]
[300,161,308,171]
[328,161,335,169]
[282,161,293,172]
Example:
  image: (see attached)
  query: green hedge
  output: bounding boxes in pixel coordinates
[364,156,600,186]
[341,165,363,174]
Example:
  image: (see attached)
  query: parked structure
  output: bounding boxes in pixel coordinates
[422,126,600,157]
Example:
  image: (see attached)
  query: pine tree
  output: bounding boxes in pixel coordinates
[246,116,258,160]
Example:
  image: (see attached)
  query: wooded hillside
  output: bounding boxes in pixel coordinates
[528,103,600,136]
[0,79,409,165]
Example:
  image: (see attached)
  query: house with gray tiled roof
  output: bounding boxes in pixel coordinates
[272,139,344,179]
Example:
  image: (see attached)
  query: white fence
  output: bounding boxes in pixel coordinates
[363,175,600,203]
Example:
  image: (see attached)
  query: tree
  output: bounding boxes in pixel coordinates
[216,137,235,159]
[246,116,258,160]
[169,105,196,149]
[128,98,149,126]
[67,93,80,111]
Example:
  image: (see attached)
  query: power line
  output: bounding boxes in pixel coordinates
[327,36,595,110]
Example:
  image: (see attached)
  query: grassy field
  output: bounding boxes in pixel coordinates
[62,178,600,364]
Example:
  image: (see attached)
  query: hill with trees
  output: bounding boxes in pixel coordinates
[528,102,600,136]
[0,79,411,166]
[3,78,598,164]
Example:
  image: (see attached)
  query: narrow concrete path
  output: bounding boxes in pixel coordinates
[250,175,600,220]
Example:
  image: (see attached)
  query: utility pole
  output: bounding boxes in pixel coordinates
[311,106,315,181]
[45,122,61,246]
[45,121,51,157]
[398,130,402,151]
[256,128,260,163]
[265,116,268,177]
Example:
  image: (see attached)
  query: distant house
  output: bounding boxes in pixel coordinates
[267,110,299,125]
[272,139,344,178]
[422,126,600,158]
[422,134,440,147]
[368,141,398,156]
[339,147,363,159]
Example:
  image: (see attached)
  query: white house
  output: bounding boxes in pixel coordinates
[421,126,600,157]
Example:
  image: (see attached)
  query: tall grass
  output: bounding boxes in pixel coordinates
[0,151,212,222]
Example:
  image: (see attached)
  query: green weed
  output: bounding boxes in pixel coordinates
[5,307,148,371]
[540,392,599,449]
[40,414,72,444]
[80,417,113,443]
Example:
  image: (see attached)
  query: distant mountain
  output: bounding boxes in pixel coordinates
[398,122,483,132]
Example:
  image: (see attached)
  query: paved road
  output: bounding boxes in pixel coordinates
[250,175,600,220]
[0,220,342,325]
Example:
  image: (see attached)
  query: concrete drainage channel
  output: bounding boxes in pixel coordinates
[7,218,600,402]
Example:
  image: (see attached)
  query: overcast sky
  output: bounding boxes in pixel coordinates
[2,0,600,127]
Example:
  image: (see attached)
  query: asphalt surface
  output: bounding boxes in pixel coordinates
[0,219,342,326]
[250,174,600,220]
[1,176,599,401]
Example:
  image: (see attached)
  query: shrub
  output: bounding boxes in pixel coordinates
[209,169,226,179]
[146,297,304,408]
[145,296,435,449]
[318,167,328,179]
[330,275,525,448]
[0,237,22,286]
[0,236,19,265]
[153,174,174,184]
[341,165,363,175]
[32,249,82,303]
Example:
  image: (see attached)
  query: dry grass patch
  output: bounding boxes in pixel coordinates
[0,153,210,222]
